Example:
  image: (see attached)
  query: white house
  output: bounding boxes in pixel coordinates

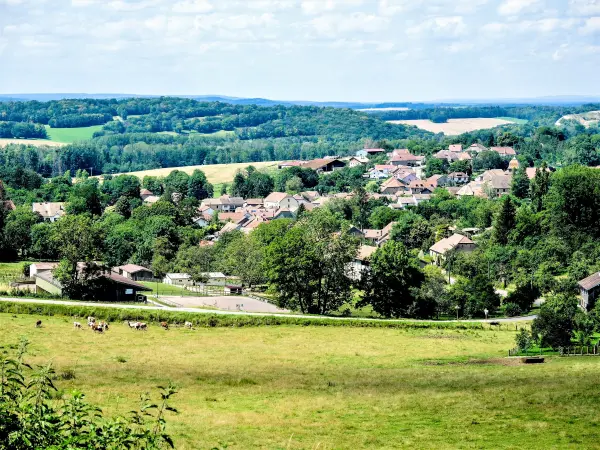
[348,245,377,281]
[32,202,66,222]
[264,192,299,210]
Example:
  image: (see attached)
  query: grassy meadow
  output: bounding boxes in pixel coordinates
[1,313,599,449]
[44,125,103,143]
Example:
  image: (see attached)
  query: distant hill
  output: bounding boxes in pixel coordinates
[1,93,599,107]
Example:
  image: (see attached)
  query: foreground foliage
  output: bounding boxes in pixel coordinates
[0,339,177,449]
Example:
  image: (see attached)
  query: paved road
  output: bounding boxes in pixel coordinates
[0,297,536,323]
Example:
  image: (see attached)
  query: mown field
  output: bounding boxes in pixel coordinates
[44,124,103,143]
[107,160,282,186]
[2,313,600,449]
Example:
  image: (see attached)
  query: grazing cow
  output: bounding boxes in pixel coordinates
[128,321,140,329]
[184,321,193,329]
[35,320,42,328]
[74,322,82,329]
[92,324,104,333]
[99,321,109,331]
[87,316,96,324]
[138,322,147,330]
[160,321,169,330]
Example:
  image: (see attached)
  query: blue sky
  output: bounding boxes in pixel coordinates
[1,0,599,101]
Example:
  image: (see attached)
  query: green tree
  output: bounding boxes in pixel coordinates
[530,162,550,213]
[187,169,213,200]
[492,196,516,245]
[359,241,425,318]
[511,166,530,199]
[448,275,500,318]
[4,206,41,256]
[425,158,448,177]
[531,294,578,349]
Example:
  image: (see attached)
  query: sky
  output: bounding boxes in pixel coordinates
[1,0,600,102]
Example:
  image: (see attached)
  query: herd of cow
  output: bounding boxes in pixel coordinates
[35,317,195,332]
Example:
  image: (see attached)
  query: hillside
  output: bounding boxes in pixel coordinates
[556,110,600,128]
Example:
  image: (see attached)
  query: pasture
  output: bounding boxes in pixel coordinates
[0,138,65,148]
[2,312,600,449]
[44,124,103,143]
[389,118,517,135]
[106,161,282,186]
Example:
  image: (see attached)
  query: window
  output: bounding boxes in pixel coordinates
[125,289,133,295]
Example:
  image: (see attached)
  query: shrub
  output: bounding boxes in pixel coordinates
[503,302,523,317]
[515,329,532,352]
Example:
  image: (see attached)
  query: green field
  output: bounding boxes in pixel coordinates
[140,281,198,296]
[2,312,599,449]
[495,117,529,125]
[44,125,103,143]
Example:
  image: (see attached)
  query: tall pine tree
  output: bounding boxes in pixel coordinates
[493,196,516,245]
[511,166,530,199]
[530,162,550,212]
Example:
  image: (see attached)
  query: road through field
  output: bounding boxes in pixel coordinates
[0,297,536,323]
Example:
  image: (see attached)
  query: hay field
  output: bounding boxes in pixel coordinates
[389,118,515,135]
[108,161,282,185]
[0,138,66,148]
[3,312,600,449]
[44,125,103,143]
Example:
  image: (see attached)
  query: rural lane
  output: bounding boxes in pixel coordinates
[0,297,536,323]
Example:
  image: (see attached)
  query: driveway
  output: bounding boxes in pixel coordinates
[157,295,289,313]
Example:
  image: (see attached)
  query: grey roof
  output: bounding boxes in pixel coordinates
[579,273,600,291]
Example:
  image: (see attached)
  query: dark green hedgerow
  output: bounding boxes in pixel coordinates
[0,301,499,330]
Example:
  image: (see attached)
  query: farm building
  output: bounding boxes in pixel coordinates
[113,264,153,281]
[163,273,194,286]
[264,192,300,210]
[356,148,386,158]
[224,285,243,295]
[34,265,151,302]
[348,245,377,281]
[302,158,346,173]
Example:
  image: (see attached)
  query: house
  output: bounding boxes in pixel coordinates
[388,149,424,167]
[426,174,444,188]
[143,195,160,204]
[163,273,193,286]
[429,234,476,265]
[578,272,600,310]
[32,202,66,222]
[356,148,386,158]
[347,157,369,167]
[244,198,264,208]
[449,144,463,152]
[34,264,151,302]
[201,195,245,212]
[479,170,512,197]
[456,182,484,198]
[458,152,473,161]
[525,166,551,180]
[348,245,377,281]
[219,221,243,235]
[369,165,397,179]
[468,143,488,153]
[113,264,153,281]
[264,192,300,210]
[408,180,434,195]
[140,188,154,201]
[302,158,346,173]
[446,172,470,185]
[490,146,517,157]
[380,177,408,195]
[392,168,417,184]
[363,222,396,246]
[433,150,460,163]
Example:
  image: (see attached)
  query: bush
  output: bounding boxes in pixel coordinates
[503,302,523,317]
[515,329,532,352]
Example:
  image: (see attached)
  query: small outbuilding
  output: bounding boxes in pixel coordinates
[578,272,600,310]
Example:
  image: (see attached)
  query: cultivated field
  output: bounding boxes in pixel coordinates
[107,161,282,185]
[389,118,516,135]
[3,313,600,449]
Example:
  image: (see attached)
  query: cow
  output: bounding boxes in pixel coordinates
[184,321,193,329]
[35,320,42,328]
[87,316,96,324]
[160,321,169,330]
[99,321,109,331]
[74,322,82,329]
[138,322,147,331]
[92,324,104,333]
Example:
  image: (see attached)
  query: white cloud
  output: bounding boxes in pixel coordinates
[552,43,569,60]
[194,13,277,31]
[172,0,213,14]
[569,0,600,16]
[301,0,363,15]
[246,0,296,10]
[379,0,488,15]
[580,16,600,33]
[446,41,474,53]
[309,12,389,36]
[498,0,542,16]
[407,16,467,37]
